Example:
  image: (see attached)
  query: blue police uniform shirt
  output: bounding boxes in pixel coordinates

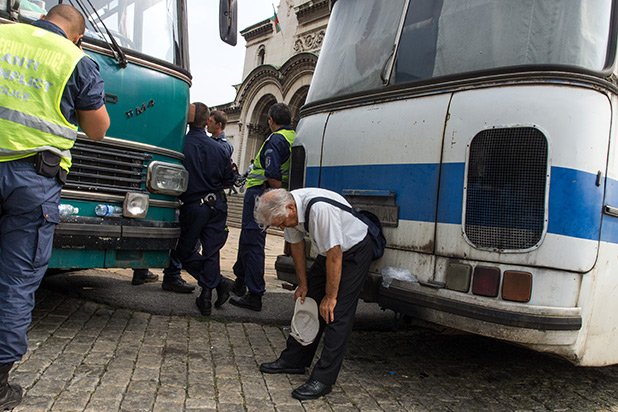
[32,20,106,126]
[214,131,234,159]
[181,126,235,204]
[262,126,294,182]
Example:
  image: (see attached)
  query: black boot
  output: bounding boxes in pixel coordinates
[214,278,232,308]
[195,288,213,316]
[0,363,22,410]
[231,278,247,297]
[131,269,159,285]
[229,293,262,312]
[162,277,195,293]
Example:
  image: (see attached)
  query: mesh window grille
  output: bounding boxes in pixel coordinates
[465,127,548,250]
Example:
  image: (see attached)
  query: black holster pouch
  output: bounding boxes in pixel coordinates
[34,151,66,184]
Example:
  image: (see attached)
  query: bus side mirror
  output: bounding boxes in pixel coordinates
[219,0,237,46]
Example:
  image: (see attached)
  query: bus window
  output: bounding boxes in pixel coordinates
[393,0,443,83]
[18,1,187,67]
[82,0,185,67]
[306,0,405,103]
[394,0,612,84]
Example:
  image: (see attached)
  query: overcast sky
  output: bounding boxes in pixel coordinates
[187,0,275,106]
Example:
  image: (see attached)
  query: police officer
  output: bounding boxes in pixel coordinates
[254,188,372,400]
[162,102,236,316]
[230,103,296,311]
[207,109,234,159]
[0,5,110,409]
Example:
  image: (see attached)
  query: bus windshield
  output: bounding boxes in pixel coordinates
[308,0,613,102]
[21,0,187,67]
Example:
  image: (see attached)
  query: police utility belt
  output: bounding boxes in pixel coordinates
[182,191,226,207]
[19,151,67,185]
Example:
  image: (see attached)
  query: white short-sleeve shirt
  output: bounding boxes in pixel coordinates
[284,188,368,255]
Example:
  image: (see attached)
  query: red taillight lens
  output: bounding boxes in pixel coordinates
[502,270,532,302]
[472,266,500,297]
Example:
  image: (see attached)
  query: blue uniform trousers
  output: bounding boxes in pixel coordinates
[233,185,266,296]
[164,198,228,289]
[279,235,372,385]
[0,159,61,363]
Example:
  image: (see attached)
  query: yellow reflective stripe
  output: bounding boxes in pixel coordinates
[247,172,267,180]
[0,106,77,141]
[0,145,71,159]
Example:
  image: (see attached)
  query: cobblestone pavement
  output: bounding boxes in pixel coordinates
[10,229,618,411]
[11,288,618,412]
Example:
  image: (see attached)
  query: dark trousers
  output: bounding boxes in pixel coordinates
[0,159,61,363]
[233,185,266,295]
[279,235,372,385]
[164,199,228,289]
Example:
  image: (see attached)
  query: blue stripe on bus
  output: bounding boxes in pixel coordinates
[307,164,609,242]
[317,163,440,222]
[547,167,603,241]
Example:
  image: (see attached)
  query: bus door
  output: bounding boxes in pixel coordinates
[435,85,609,280]
[316,95,452,282]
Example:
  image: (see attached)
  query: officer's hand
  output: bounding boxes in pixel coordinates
[320,296,337,324]
[294,285,308,303]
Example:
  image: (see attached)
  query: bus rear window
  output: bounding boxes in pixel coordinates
[393,0,612,84]
[306,0,406,103]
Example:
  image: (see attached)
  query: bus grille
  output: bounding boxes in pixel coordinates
[65,139,151,195]
[464,127,548,250]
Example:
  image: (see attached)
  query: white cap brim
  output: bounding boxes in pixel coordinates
[290,297,319,346]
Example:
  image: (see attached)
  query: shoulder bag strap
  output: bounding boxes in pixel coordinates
[303,196,356,232]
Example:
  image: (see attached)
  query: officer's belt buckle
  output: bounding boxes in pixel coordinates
[200,193,217,207]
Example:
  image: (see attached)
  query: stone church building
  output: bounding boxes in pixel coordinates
[218,0,330,174]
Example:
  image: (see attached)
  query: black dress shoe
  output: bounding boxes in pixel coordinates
[229,293,262,311]
[231,278,247,297]
[291,379,332,400]
[0,382,22,410]
[196,288,212,316]
[214,278,232,308]
[259,358,305,375]
[161,278,195,294]
[131,270,159,285]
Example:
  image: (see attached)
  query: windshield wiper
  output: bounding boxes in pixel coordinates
[67,0,128,68]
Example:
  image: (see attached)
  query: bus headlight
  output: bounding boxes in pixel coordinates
[124,192,149,218]
[147,161,188,195]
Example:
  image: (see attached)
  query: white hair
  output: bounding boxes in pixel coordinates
[254,189,294,228]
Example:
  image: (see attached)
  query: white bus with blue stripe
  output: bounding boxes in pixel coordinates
[280,0,618,365]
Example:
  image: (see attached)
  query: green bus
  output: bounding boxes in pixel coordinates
[0,0,237,270]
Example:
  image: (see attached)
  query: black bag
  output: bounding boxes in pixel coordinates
[34,151,67,185]
[34,151,61,178]
[304,196,386,260]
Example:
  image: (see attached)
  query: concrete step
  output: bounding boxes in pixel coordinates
[226,193,282,236]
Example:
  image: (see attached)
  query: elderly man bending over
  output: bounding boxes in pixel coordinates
[254,188,372,400]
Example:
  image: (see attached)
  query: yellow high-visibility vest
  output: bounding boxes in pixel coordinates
[0,23,84,171]
[246,128,296,189]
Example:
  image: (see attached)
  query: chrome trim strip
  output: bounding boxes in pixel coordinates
[83,43,192,85]
[61,189,180,209]
[77,133,185,161]
[55,223,180,239]
[123,227,181,238]
[604,205,618,217]
[302,71,618,118]
[56,223,121,237]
